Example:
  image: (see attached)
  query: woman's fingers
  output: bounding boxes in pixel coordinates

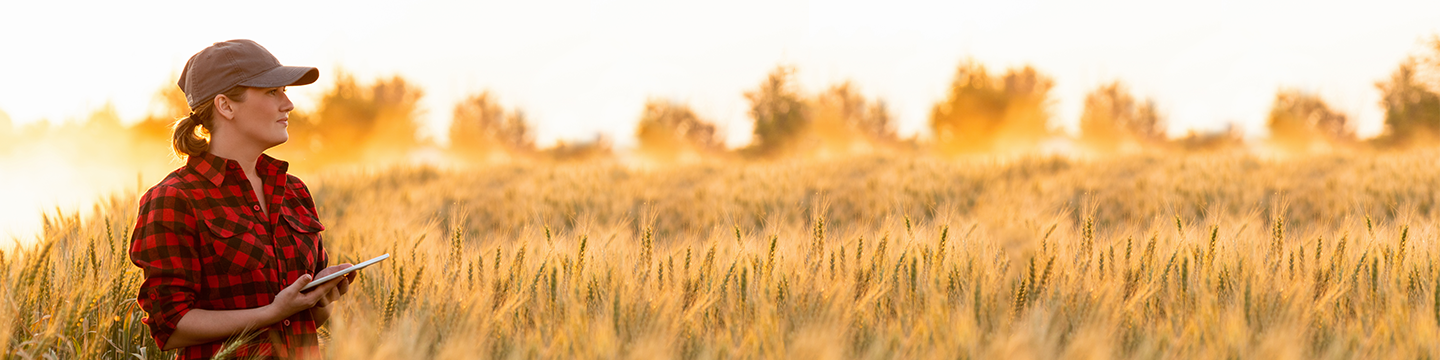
[298,279,339,304]
[286,268,355,311]
[337,275,351,295]
[308,277,348,309]
[272,273,351,322]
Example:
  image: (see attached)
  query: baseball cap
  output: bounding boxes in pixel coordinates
[178,39,319,110]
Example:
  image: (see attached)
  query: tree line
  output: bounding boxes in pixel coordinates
[2,36,1438,170]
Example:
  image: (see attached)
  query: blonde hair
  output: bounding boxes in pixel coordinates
[171,86,248,158]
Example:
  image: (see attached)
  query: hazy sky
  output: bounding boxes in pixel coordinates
[2,0,1438,147]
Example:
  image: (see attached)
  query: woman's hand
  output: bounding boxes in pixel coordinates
[268,263,353,320]
[313,264,356,308]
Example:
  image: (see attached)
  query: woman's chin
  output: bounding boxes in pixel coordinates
[264,134,289,149]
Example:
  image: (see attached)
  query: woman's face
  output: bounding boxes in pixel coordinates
[223,86,295,149]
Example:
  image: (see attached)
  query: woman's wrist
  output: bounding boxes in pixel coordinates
[262,303,288,325]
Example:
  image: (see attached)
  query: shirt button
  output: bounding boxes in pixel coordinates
[253,205,261,211]
[284,320,291,326]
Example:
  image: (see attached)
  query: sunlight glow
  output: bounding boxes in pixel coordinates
[2,0,1439,241]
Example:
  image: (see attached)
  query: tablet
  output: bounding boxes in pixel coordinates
[301,253,390,292]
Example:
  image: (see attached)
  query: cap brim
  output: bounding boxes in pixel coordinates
[238,66,319,88]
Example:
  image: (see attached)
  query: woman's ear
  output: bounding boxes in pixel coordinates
[214,94,235,121]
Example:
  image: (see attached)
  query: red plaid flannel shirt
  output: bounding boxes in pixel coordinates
[130,152,328,359]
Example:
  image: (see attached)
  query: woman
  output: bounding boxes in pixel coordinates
[130,39,354,359]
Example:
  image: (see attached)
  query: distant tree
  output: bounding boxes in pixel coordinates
[77,103,143,166]
[449,91,533,160]
[744,65,811,156]
[810,82,897,150]
[544,134,612,162]
[308,71,425,163]
[635,99,721,160]
[155,80,190,120]
[929,61,1054,154]
[130,82,189,148]
[1175,126,1244,152]
[1421,36,1440,88]
[1265,89,1353,151]
[83,103,125,138]
[1376,58,1440,146]
[1078,81,1164,152]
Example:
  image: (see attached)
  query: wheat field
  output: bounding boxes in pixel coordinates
[5,151,1440,359]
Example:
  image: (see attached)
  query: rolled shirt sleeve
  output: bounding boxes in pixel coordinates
[129,184,203,350]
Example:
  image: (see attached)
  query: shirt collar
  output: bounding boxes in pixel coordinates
[187,152,290,187]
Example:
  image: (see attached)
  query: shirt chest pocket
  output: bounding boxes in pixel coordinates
[281,205,325,272]
[202,211,267,275]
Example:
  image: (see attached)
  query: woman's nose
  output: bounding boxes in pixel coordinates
[280,93,295,113]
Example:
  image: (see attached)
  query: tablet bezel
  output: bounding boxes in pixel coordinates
[301,253,390,292]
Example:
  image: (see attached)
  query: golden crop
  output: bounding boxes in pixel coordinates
[5,151,1440,359]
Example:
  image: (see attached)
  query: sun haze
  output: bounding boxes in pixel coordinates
[1,0,1439,239]
[3,0,1439,144]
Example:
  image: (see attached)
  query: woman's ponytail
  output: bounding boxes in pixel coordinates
[171,112,210,158]
[169,86,247,159]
